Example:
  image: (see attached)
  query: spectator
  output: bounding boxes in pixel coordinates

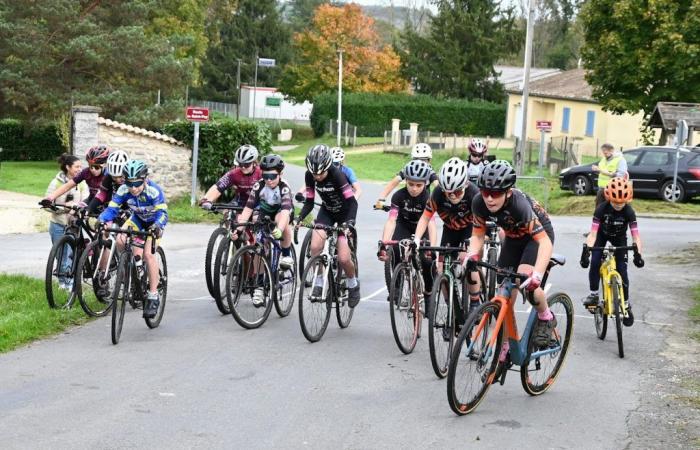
[592,143,627,206]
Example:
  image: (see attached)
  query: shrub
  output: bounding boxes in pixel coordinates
[163,118,273,189]
[0,119,64,161]
[310,92,506,137]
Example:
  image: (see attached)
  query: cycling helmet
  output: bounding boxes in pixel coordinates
[477,159,516,191]
[106,150,129,177]
[468,138,488,156]
[411,143,432,160]
[403,159,432,182]
[235,144,259,165]
[123,159,148,180]
[330,146,345,163]
[305,144,332,174]
[86,145,111,165]
[604,177,633,203]
[438,157,469,191]
[260,154,285,172]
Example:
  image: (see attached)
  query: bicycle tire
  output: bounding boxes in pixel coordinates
[76,240,112,317]
[213,237,235,314]
[111,256,129,345]
[389,263,419,354]
[205,227,227,299]
[227,245,274,329]
[298,254,331,342]
[274,245,298,317]
[45,234,77,309]
[298,229,313,282]
[520,292,574,395]
[446,301,502,415]
[486,246,498,300]
[336,251,357,329]
[145,247,168,329]
[383,246,394,292]
[612,278,624,358]
[429,273,454,378]
[594,303,607,340]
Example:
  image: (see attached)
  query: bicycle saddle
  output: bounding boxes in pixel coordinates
[549,254,566,266]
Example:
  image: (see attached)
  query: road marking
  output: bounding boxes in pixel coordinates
[360,286,387,303]
[159,392,176,397]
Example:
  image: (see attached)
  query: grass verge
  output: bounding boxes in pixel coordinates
[168,196,219,224]
[0,273,90,353]
[691,283,700,341]
[0,160,56,196]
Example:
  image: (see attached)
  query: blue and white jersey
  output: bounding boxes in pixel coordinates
[99,180,168,227]
[341,165,358,185]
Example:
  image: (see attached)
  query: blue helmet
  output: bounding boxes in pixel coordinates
[123,159,148,180]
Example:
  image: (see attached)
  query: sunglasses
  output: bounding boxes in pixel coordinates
[90,164,103,170]
[262,172,279,180]
[125,179,145,188]
[480,189,506,199]
[445,188,464,198]
[240,162,254,169]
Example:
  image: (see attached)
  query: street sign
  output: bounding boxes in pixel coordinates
[185,107,209,122]
[675,119,689,146]
[265,97,282,107]
[258,58,276,67]
[536,120,552,132]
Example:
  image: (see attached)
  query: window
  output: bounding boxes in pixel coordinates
[585,111,595,136]
[623,151,641,166]
[561,107,571,133]
[638,151,670,166]
[688,155,700,168]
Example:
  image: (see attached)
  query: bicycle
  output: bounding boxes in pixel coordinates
[109,227,168,345]
[446,257,573,415]
[209,205,249,314]
[483,221,501,300]
[225,216,298,329]
[372,205,394,291]
[39,202,96,309]
[296,223,358,343]
[583,244,643,358]
[293,198,323,282]
[204,203,242,306]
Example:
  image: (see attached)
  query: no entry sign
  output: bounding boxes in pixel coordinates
[186,107,209,122]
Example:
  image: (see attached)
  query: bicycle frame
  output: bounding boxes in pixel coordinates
[593,246,629,317]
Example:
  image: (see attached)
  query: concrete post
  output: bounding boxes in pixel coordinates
[409,122,418,148]
[391,118,401,147]
[71,106,101,159]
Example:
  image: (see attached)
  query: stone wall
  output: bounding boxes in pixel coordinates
[71,106,100,160]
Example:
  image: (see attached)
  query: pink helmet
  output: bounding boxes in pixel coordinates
[468,138,487,156]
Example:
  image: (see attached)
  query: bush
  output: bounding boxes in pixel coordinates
[163,117,273,189]
[310,92,506,137]
[0,119,64,161]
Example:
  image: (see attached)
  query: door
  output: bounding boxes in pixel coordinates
[630,149,671,193]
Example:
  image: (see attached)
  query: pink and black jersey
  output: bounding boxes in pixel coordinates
[215,166,262,205]
[299,165,357,222]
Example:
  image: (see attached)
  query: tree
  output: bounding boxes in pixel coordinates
[398,0,521,102]
[279,3,408,103]
[580,0,700,117]
[287,0,329,32]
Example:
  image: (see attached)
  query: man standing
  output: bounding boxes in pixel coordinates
[592,143,628,206]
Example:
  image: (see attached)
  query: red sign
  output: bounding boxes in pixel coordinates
[186,107,209,122]
[536,120,552,131]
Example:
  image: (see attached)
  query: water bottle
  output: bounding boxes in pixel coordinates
[134,255,145,280]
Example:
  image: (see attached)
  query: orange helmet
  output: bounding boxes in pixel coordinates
[604,177,633,203]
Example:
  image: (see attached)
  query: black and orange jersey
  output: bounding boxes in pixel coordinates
[472,189,553,241]
[422,184,479,230]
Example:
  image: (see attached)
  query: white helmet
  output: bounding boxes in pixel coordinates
[468,138,488,156]
[438,157,469,192]
[106,150,129,177]
[235,144,259,165]
[411,143,432,160]
[330,146,345,163]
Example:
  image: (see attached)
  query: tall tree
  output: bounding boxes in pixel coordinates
[399,0,521,102]
[580,0,700,117]
[287,0,329,31]
[279,3,408,103]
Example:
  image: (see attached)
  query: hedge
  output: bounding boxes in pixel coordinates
[163,117,273,190]
[310,92,506,137]
[0,119,64,161]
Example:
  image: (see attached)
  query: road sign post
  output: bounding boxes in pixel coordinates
[186,107,210,206]
[536,120,552,177]
[672,119,689,202]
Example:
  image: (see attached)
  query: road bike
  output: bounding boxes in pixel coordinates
[446,257,573,415]
[294,199,323,282]
[372,205,395,291]
[203,203,244,313]
[482,221,501,300]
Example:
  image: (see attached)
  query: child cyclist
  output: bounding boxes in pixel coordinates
[231,154,295,306]
[199,144,262,209]
[466,160,557,348]
[330,146,362,199]
[374,143,438,210]
[45,145,111,203]
[99,160,168,319]
[466,138,488,183]
[88,149,130,214]
[580,177,644,326]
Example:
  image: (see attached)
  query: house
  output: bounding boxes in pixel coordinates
[505,68,650,156]
[494,65,561,90]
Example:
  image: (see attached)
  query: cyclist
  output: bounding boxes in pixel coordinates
[297,144,361,307]
[88,149,130,214]
[377,159,435,297]
[199,144,262,210]
[375,143,438,210]
[467,160,556,348]
[330,146,362,199]
[231,154,295,306]
[466,138,488,183]
[44,145,110,203]
[581,177,644,326]
[99,160,168,319]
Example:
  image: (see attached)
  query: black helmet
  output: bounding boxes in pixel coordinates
[403,159,431,182]
[477,160,516,191]
[305,144,332,174]
[260,154,285,172]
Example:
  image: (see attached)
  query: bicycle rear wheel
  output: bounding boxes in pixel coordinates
[274,245,298,317]
[213,237,237,315]
[429,273,454,378]
[336,252,357,329]
[520,292,574,395]
[111,256,129,345]
[389,263,419,354]
[612,279,624,358]
[227,245,274,329]
[45,234,77,309]
[298,255,331,342]
[145,247,168,329]
[446,301,502,415]
[76,240,112,317]
[205,227,227,299]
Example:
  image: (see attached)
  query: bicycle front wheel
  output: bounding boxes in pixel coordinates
[612,279,624,358]
[76,240,112,317]
[45,234,77,309]
[274,245,298,317]
[298,255,331,342]
[389,263,419,354]
[446,301,502,415]
[520,292,574,395]
[336,251,357,329]
[213,237,237,315]
[145,247,168,329]
[429,273,455,378]
[205,227,227,299]
[227,245,274,329]
[298,229,312,282]
[111,256,129,345]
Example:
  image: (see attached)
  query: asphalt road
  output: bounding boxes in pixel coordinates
[1,164,697,449]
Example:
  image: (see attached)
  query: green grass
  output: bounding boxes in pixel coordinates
[0,160,56,196]
[276,134,384,153]
[0,273,90,353]
[691,283,700,341]
[168,196,219,224]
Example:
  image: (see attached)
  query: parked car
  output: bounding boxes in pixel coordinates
[559,146,700,202]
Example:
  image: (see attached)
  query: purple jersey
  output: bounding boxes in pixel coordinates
[215,166,262,205]
[72,167,105,199]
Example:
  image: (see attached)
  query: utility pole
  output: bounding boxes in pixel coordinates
[337,48,344,147]
[252,50,258,121]
[236,58,241,120]
[515,0,536,175]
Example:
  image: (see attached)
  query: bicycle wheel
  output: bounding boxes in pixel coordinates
[612,279,624,358]
[274,245,298,317]
[227,245,274,329]
[213,237,236,315]
[446,301,502,415]
[594,301,607,340]
[145,247,168,329]
[520,292,574,396]
[45,234,77,309]
[486,246,498,300]
[383,246,394,292]
[205,227,227,299]
[111,256,129,345]
[298,229,312,282]
[76,240,112,317]
[389,263,419,354]
[429,273,454,378]
[298,254,331,342]
[336,252,357,329]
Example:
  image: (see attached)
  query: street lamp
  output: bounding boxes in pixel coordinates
[515,0,537,175]
[337,47,344,147]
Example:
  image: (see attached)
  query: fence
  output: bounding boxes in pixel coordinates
[382,131,509,157]
[326,119,358,146]
[190,100,237,118]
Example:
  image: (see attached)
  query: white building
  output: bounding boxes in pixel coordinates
[239,85,312,123]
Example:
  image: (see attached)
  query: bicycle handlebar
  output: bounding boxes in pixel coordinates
[373,205,391,212]
[419,245,466,254]
[586,244,638,253]
[472,259,530,285]
[209,204,244,213]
